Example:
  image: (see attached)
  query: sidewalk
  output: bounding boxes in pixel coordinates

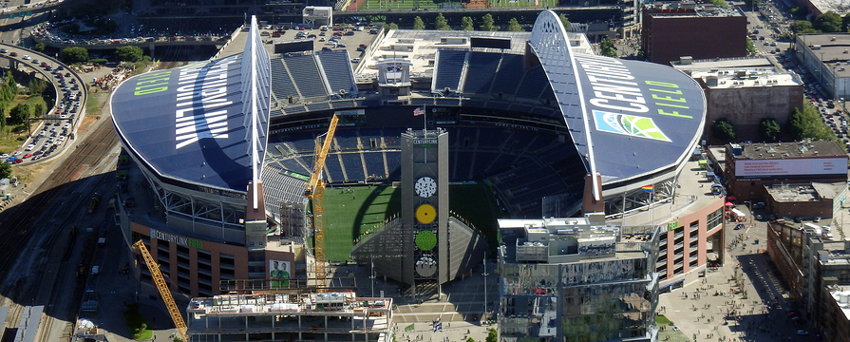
[658,220,813,342]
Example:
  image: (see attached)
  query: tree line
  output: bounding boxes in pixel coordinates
[712,102,836,143]
[387,12,570,32]
[791,11,850,34]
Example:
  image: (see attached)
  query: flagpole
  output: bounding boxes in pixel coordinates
[423,104,427,135]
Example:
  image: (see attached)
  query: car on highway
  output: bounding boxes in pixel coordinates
[0,48,7,53]
[734,223,745,230]
[0,153,7,158]
[5,156,16,162]
[11,159,22,164]
[22,153,32,159]
[24,144,33,151]
[11,151,20,156]
[22,55,30,60]
[9,52,16,57]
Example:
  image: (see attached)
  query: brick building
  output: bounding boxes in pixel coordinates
[765,182,848,220]
[642,2,748,64]
[672,57,804,143]
[722,141,848,202]
[767,220,850,342]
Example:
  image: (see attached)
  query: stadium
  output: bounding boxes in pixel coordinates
[110,10,708,298]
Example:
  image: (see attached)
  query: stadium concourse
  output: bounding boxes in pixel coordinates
[110,8,714,326]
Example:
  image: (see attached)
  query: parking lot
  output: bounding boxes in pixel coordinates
[262,24,379,62]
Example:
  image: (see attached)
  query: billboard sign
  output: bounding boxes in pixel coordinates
[269,260,291,289]
[735,157,848,177]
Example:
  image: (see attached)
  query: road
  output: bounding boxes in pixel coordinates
[0,42,87,165]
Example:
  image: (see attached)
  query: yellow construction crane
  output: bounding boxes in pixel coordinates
[304,114,339,283]
[132,240,188,341]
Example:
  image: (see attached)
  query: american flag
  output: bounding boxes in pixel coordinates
[413,107,425,116]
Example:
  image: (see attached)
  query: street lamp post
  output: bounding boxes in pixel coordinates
[482,258,488,321]
[370,256,376,298]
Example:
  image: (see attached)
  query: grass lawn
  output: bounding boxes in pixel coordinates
[655,314,673,325]
[85,90,109,116]
[123,304,153,340]
[322,185,399,262]
[320,182,500,261]
[449,182,500,251]
[0,95,48,154]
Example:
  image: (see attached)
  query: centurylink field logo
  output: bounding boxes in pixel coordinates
[592,110,672,142]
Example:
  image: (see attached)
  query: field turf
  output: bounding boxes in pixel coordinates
[320,182,499,261]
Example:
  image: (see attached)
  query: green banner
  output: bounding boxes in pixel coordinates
[404,323,415,332]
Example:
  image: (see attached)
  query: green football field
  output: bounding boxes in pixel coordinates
[320,182,500,261]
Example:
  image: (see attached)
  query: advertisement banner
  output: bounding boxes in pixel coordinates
[735,158,848,177]
[269,260,291,289]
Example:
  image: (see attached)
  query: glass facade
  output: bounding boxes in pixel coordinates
[500,256,657,341]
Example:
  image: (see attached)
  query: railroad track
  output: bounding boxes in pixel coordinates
[0,120,118,297]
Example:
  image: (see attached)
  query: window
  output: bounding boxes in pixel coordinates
[707,208,723,230]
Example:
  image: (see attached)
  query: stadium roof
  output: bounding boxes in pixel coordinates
[111,16,270,193]
[529,10,706,196]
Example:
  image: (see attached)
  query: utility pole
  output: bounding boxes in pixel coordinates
[370,256,376,297]
[482,257,488,321]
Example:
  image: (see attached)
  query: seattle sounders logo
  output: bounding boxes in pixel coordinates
[592,110,671,142]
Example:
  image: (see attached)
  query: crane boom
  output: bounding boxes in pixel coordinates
[305,115,339,196]
[132,240,188,341]
[305,115,339,284]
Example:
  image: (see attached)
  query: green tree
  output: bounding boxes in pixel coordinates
[559,13,571,30]
[599,37,617,57]
[791,20,819,34]
[387,22,399,30]
[435,13,450,30]
[34,43,45,52]
[712,119,736,141]
[413,16,425,30]
[486,328,498,342]
[506,18,522,32]
[116,45,144,62]
[481,13,495,31]
[759,118,782,141]
[461,16,474,31]
[788,103,837,140]
[465,338,476,342]
[746,37,757,54]
[0,109,6,136]
[790,6,808,18]
[843,13,850,31]
[33,101,45,118]
[815,11,842,32]
[60,46,89,64]
[3,71,16,102]
[9,103,31,126]
[0,162,11,179]
[710,0,729,7]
